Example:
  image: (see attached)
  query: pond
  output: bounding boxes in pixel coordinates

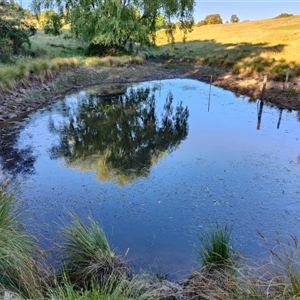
[1,78,300,281]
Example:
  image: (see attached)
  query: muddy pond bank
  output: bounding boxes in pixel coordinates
[0,60,299,125]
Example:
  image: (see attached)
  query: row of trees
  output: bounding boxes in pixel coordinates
[196,13,239,26]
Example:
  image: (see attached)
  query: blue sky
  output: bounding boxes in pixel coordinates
[20,0,300,22]
[194,1,300,22]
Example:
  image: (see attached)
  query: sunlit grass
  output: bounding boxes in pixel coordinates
[30,30,86,58]
[83,55,144,67]
[0,57,79,93]
[154,15,300,79]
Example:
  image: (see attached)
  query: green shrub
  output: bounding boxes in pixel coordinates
[85,43,130,57]
[0,3,36,58]
[0,38,13,63]
[43,12,63,36]
[275,13,294,18]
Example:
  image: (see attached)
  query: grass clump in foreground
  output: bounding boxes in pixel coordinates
[0,182,45,299]
[3,188,300,299]
[183,224,241,299]
[59,214,130,290]
[197,224,237,270]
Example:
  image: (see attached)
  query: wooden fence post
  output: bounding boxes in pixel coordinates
[208,75,212,112]
[257,75,267,130]
[283,68,290,91]
[260,75,267,101]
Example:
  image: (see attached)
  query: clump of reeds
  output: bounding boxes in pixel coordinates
[59,214,130,290]
[183,224,241,299]
[0,182,45,299]
[197,224,237,270]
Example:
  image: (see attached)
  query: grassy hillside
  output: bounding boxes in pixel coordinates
[155,15,300,80]
[1,15,299,99]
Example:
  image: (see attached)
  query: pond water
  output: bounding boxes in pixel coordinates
[1,78,300,281]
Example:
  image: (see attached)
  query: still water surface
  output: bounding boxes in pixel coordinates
[1,79,300,280]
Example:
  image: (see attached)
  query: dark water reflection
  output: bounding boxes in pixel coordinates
[0,123,36,177]
[1,79,300,281]
[48,86,189,185]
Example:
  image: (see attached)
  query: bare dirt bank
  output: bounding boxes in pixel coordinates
[0,61,299,125]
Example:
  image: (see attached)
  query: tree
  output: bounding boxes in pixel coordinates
[0,3,36,61]
[230,14,239,23]
[204,13,222,25]
[32,0,195,53]
[197,13,222,26]
[42,10,63,35]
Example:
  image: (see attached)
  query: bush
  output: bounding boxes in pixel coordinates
[197,14,223,26]
[0,3,37,59]
[275,13,294,18]
[43,11,63,36]
[85,43,130,57]
[0,38,13,62]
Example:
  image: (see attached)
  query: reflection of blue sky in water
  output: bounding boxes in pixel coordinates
[4,79,300,280]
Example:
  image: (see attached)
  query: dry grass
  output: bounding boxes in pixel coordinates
[0,57,79,93]
[155,15,300,80]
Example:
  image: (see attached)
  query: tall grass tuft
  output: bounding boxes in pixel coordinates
[197,224,237,270]
[60,214,129,289]
[182,224,240,299]
[0,182,45,299]
[255,233,300,299]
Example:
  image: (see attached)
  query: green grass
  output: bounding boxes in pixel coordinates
[197,224,237,270]
[0,57,79,93]
[60,214,129,289]
[30,30,86,58]
[48,273,176,300]
[2,196,300,300]
[0,29,144,94]
[0,182,45,299]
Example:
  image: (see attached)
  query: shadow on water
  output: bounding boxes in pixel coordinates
[48,86,189,185]
[0,124,36,181]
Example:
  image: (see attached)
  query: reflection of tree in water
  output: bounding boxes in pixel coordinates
[49,87,189,185]
[0,124,36,181]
